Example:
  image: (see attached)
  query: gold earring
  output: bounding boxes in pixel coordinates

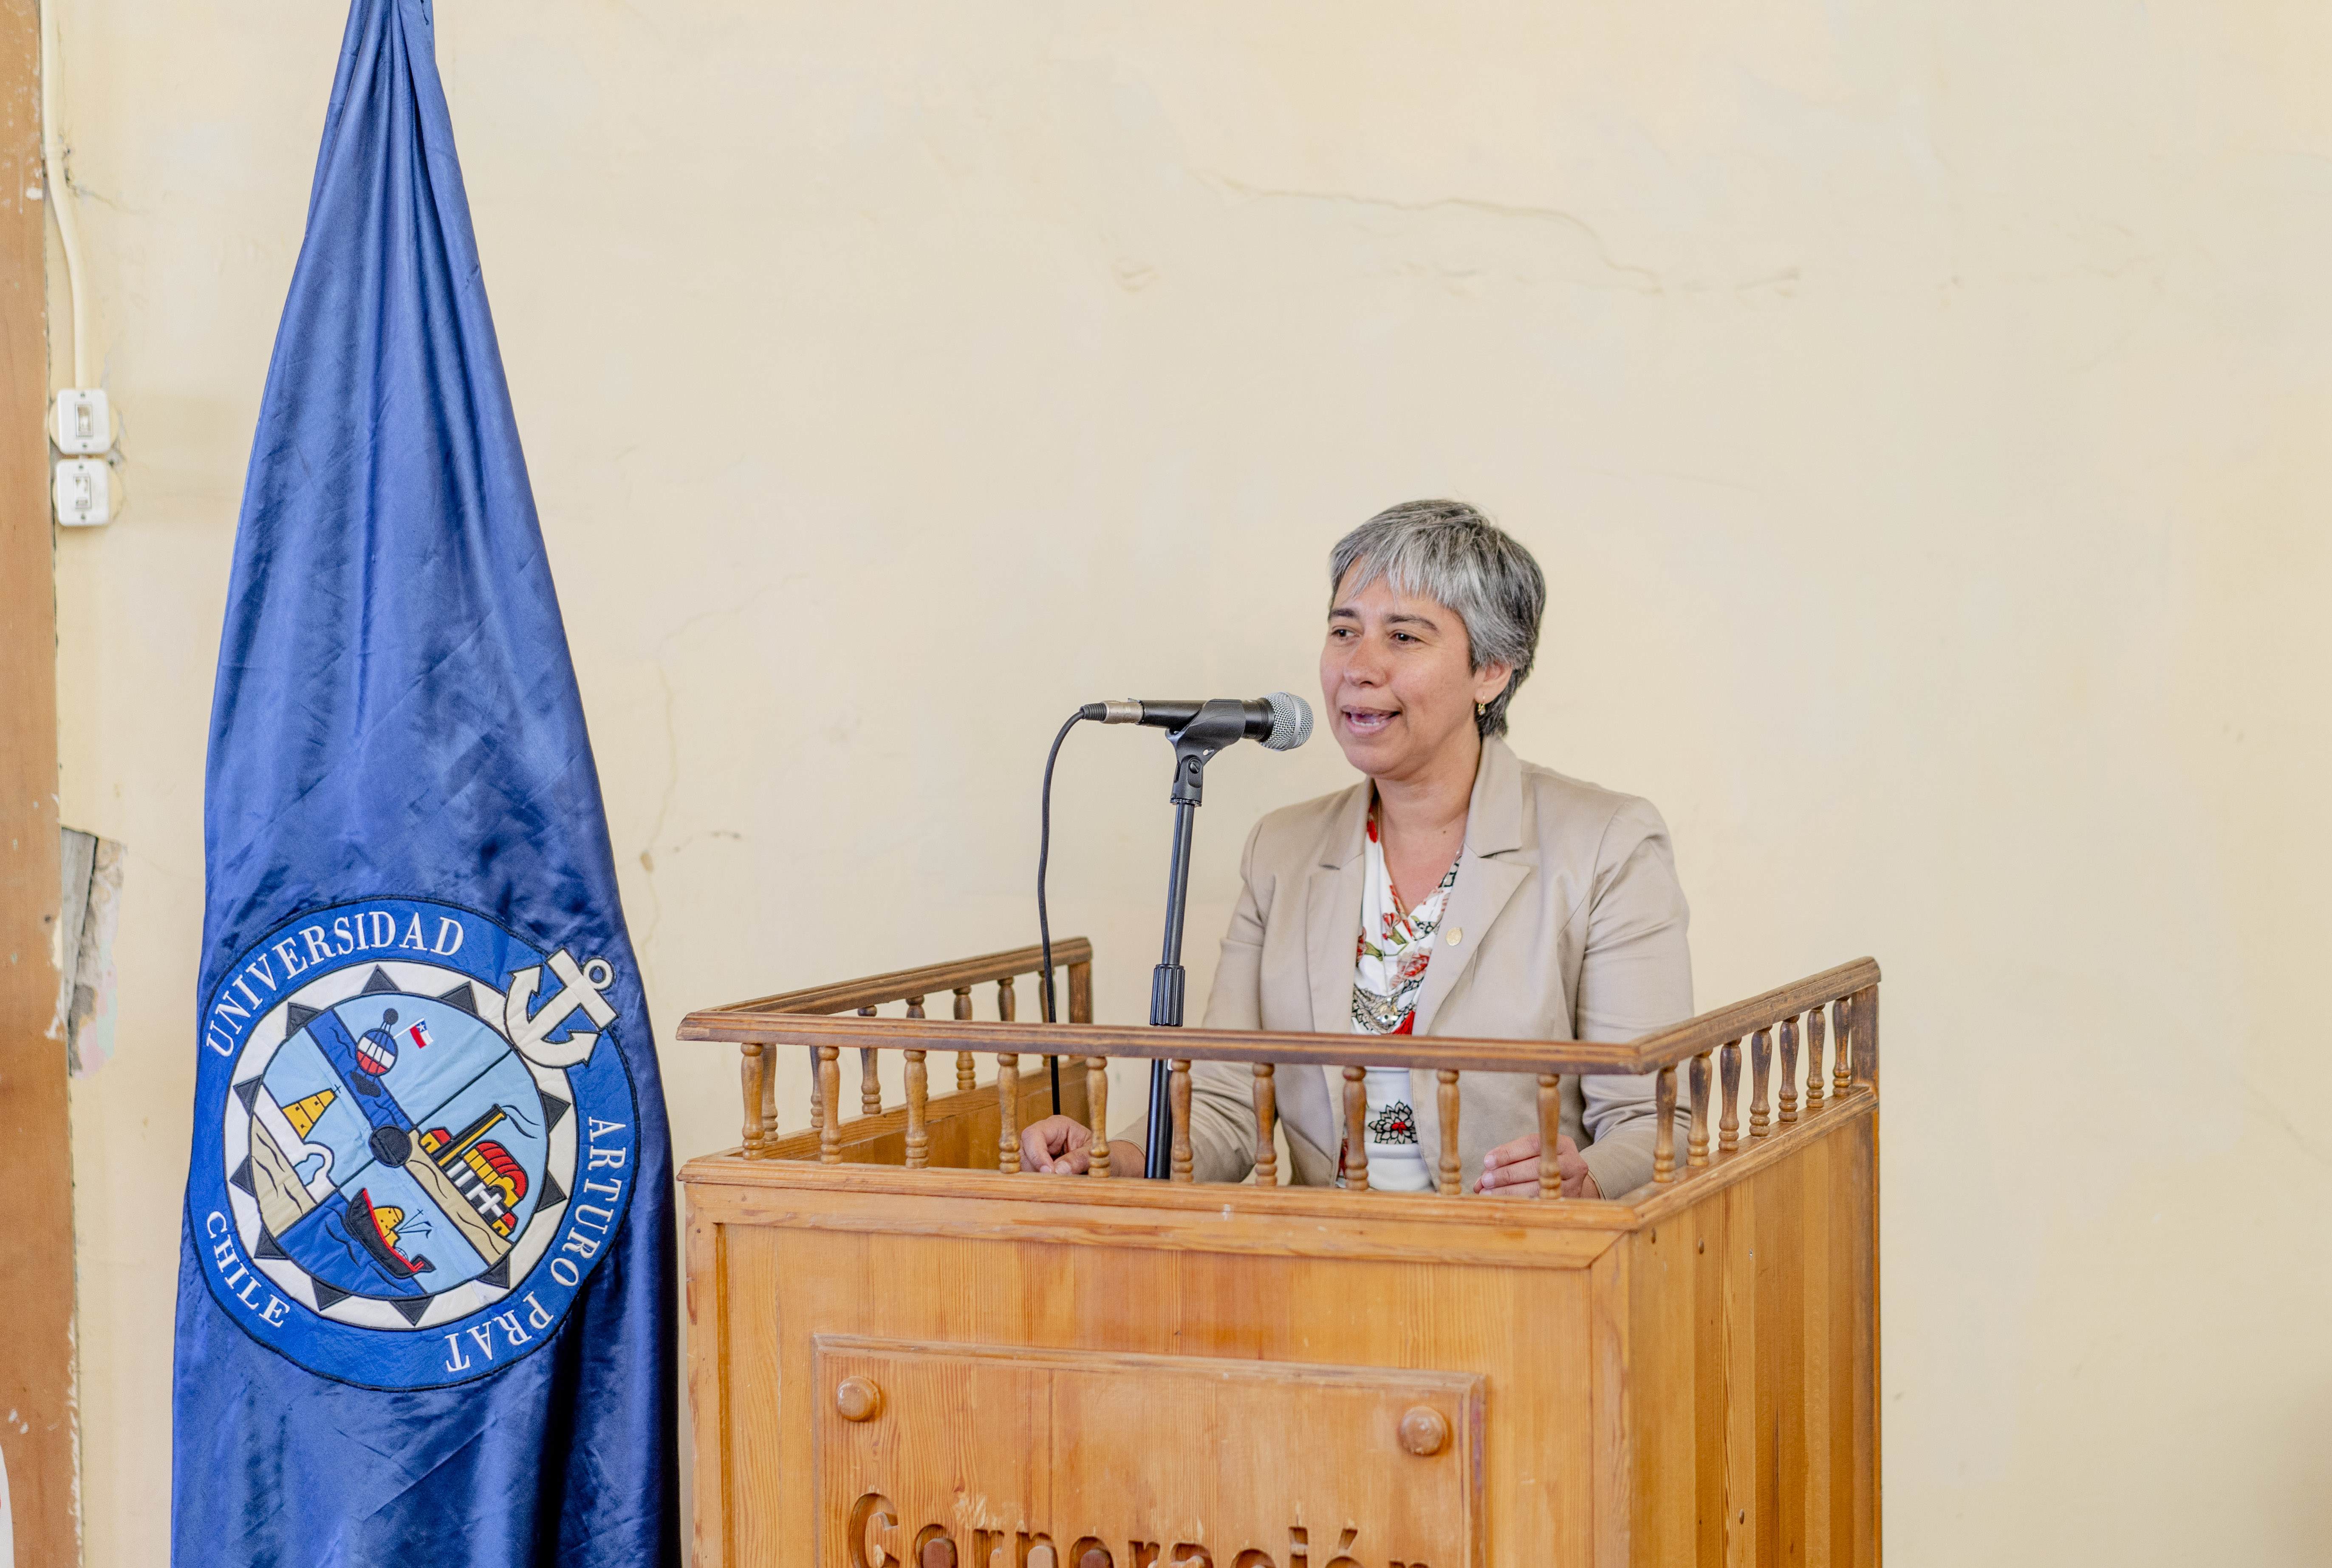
[1475,701,1487,718]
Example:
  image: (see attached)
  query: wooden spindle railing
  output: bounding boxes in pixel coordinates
[681,951,1880,1205]
[904,1049,929,1169]
[1169,1061,1194,1182]
[1719,1039,1740,1154]
[697,940,1095,1159]
[1687,1050,1712,1168]
[858,1007,882,1118]
[996,1053,1020,1175]
[1652,1065,1677,1183]
[1436,1068,1461,1196]
[1833,992,1855,1102]
[1252,1063,1276,1187]
[1778,1013,1800,1124]
[1086,1057,1110,1177]
[1859,989,1877,1085]
[741,1042,766,1148]
[818,1046,841,1164]
[1804,1004,1827,1114]
[995,983,1019,1173]
[1537,1074,1561,1199]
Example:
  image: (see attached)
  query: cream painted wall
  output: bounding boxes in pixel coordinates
[42,1,2332,1563]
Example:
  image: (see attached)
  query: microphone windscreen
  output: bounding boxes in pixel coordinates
[1261,691,1314,751]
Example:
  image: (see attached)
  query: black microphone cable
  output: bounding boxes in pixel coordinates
[1036,708,1089,1113]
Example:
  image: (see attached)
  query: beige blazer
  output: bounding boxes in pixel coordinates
[1169,735,1694,1199]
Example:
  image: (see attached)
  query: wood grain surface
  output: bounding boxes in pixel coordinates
[684,958,1881,1566]
[684,1101,1879,1567]
[811,1337,1482,1568]
[1623,1111,1878,1567]
[0,6,76,1564]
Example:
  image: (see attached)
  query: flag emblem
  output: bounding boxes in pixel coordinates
[194,896,639,1390]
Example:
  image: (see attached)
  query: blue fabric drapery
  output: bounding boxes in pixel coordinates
[174,1,677,1561]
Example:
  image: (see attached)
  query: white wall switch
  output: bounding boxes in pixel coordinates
[53,389,110,456]
[54,458,111,526]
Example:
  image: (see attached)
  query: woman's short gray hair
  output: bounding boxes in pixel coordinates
[1329,500,1546,737]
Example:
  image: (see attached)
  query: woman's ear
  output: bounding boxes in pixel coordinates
[1473,661,1515,705]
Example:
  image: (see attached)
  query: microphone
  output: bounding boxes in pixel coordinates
[1053,690,1312,1175]
[1081,693,1314,752]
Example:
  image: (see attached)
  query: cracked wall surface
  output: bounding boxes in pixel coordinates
[42,2,2332,1565]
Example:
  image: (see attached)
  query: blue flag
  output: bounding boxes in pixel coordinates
[174,0,677,1562]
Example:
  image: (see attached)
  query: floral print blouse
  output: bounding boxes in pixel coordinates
[1336,805,1461,1190]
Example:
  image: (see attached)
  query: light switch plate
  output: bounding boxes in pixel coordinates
[54,458,110,525]
[53,388,110,456]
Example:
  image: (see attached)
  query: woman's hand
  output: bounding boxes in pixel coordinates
[1018,1115,1095,1174]
[1020,1116,1146,1175]
[1474,1132,1601,1199]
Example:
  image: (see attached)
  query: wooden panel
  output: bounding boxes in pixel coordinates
[812,1337,1481,1567]
[1625,1211,1693,1568]
[1847,1112,1879,1564]
[691,1191,1606,1567]
[684,1081,1880,1568]
[1722,1181,1755,1568]
[1589,1245,1631,1568]
[0,4,73,1567]
[1799,1125,1835,1567]
[686,1198,731,1568]
[684,1167,1630,1271]
[1620,1110,1878,1566]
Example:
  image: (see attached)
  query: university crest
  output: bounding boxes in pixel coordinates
[189,897,640,1389]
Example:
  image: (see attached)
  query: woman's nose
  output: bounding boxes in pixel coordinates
[1343,642,1389,684]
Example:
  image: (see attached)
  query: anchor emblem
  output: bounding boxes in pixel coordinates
[502,948,619,1068]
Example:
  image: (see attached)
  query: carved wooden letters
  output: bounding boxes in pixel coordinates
[850,1505,1425,1568]
[817,1337,1477,1568]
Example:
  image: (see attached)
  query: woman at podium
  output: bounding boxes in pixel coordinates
[1023,499,1693,1198]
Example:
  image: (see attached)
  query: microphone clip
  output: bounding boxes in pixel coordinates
[1164,698,1253,807]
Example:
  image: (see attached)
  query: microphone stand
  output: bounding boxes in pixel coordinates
[1144,700,1252,1178]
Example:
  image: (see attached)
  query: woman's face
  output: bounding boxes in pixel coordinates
[1320,570,1515,785]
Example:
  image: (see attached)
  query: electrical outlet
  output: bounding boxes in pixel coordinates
[54,458,110,526]
[53,388,110,455]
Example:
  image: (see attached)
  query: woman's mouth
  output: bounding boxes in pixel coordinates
[1342,707,1397,735]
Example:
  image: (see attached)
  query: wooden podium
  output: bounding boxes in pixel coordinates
[678,942,1880,1568]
